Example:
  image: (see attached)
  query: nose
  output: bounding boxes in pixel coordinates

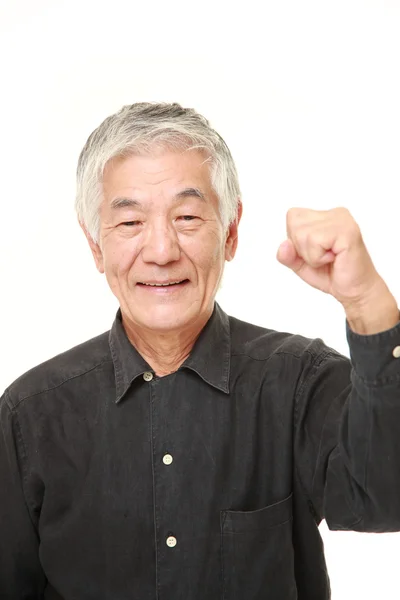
[141,220,181,265]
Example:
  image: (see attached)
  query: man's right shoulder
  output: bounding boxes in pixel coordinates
[3,330,112,409]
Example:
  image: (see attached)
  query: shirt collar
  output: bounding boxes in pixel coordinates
[108,302,231,403]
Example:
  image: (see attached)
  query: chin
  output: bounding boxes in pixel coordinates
[135,303,199,333]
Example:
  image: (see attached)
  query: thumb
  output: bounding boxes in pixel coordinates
[276,239,304,271]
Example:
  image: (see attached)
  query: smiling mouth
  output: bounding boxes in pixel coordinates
[137,279,189,287]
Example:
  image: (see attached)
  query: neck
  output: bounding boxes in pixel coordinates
[121,310,212,377]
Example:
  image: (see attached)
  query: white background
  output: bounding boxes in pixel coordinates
[1,1,400,597]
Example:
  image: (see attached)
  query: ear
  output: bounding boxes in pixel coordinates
[225,200,242,262]
[79,221,105,274]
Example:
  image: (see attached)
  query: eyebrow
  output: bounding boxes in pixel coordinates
[110,187,206,210]
[176,187,206,202]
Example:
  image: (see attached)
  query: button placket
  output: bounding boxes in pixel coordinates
[149,371,180,589]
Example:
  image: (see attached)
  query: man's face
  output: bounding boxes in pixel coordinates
[84,149,241,333]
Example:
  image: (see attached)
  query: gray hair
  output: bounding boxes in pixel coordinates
[75,102,241,244]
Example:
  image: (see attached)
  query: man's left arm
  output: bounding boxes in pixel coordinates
[338,300,400,528]
[277,207,400,530]
[293,311,400,532]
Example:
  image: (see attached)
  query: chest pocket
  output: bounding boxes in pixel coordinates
[220,494,297,600]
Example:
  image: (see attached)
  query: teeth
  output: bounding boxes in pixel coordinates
[143,281,183,287]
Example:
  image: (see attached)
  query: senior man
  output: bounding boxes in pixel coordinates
[1,102,400,600]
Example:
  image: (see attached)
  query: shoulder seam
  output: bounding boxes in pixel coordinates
[2,388,13,411]
[9,358,113,409]
[295,349,333,404]
[230,348,321,362]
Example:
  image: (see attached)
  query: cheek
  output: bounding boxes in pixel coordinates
[183,232,225,274]
[103,239,139,279]
[206,230,226,265]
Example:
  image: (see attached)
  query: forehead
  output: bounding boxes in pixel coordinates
[102,150,213,197]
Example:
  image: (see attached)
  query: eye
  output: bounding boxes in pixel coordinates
[120,221,141,227]
[178,215,198,221]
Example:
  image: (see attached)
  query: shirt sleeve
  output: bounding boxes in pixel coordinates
[0,391,46,598]
[294,318,400,532]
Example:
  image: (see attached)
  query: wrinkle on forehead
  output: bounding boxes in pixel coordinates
[102,150,214,205]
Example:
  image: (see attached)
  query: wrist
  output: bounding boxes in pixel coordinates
[344,284,399,335]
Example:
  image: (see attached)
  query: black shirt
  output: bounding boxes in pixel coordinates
[1,303,400,600]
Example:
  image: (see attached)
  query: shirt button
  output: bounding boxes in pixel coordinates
[166,536,177,548]
[393,346,400,358]
[143,372,153,382]
[163,454,173,465]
